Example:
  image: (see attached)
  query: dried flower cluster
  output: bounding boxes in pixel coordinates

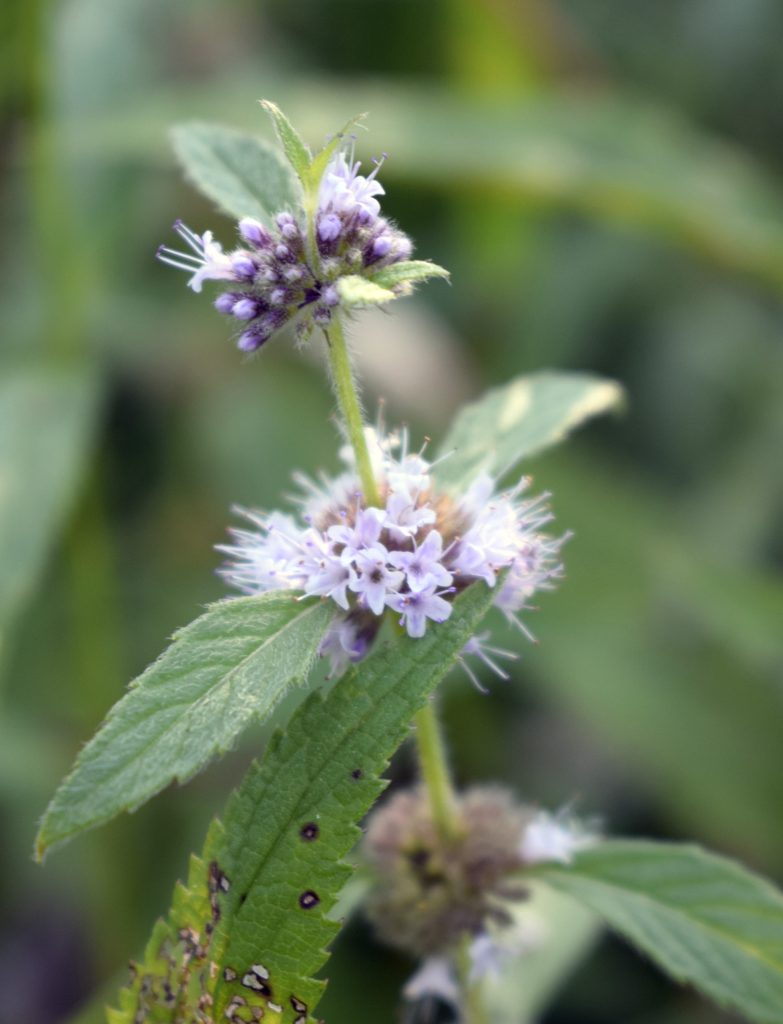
[363,785,595,997]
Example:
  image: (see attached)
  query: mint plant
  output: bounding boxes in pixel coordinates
[37,103,783,1024]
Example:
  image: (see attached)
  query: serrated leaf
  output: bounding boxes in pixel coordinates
[307,112,367,192]
[109,581,497,1023]
[260,99,312,185]
[0,364,99,666]
[368,259,450,290]
[35,594,333,858]
[435,371,624,491]
[336,274,396,306]
[170,122,300,224]
[537,840,783,1023]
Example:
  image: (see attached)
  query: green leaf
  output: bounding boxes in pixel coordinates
[35,593,333,858]
[482,886,600,1024]
[260,99,312,185]
[0,365,99,664]
[336,274,396,306]
[368,259,451,290]
[108,581,497,1023]
[170,122,300,224]
[70,80,783,294]
[527,448,783,866]
[435,371,624,491]
[307,111,367,192]
[537,840,783,1023]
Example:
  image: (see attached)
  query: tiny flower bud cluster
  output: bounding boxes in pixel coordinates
[363,786,596,961]
[157,145,412,352]
[219,428,567,679]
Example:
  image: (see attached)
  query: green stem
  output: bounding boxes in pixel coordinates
[325,315,382,507]
[322,306,460,848]
[414,701,461,842]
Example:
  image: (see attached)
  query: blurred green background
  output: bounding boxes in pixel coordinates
[2,1,782,1021]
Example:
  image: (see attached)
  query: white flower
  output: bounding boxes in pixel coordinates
[519,810,596,865]
[318,150,386,222]
[156,221,241,292]
[384,490,436,542]
[458,631,518,694]
[402,957,459,1007]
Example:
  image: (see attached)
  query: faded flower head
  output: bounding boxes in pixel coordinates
[218,426,567,679]
[362,785,596,962]
[157,134,420,353]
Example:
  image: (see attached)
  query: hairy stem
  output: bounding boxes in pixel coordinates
[325,314,382,507]
[414,701,461,842]
[321,313,460,845]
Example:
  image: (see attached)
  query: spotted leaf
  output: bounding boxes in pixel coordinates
[108,580,497,1023]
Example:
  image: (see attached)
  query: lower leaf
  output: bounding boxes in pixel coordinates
[537,839,783,1024]
[109,581,496,1023]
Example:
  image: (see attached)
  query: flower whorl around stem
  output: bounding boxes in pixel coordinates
[157,142,413,352]
[362,786,596,961]
[218,426,568,680]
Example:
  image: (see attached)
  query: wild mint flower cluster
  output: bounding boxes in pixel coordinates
[220,427,567,679]
[157,147,412,351]
[362,786,595,1007]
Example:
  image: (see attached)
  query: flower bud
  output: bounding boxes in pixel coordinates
[239,218,272,249]
[362,786,531,957]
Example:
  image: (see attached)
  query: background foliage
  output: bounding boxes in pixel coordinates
[1,1,782,1022]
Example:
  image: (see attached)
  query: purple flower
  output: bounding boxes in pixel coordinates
[239,217,272,249]
[386,585,453,639]
[232,297,260,320]
[159,130,417,353]
[328,506,386,560]
[349,545,404,615]
[219,424,566,675]
[388,530,452,593]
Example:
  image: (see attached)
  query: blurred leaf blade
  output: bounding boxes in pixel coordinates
[538,840,783,1023]
[0,364,99,663]
[35,593,333,858]
[483,886,601,1024]
[435,371,623,490]
[530,449,783,866]
[109,581,498,1023]
[170,121,300,224]
[76,81,783,294]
